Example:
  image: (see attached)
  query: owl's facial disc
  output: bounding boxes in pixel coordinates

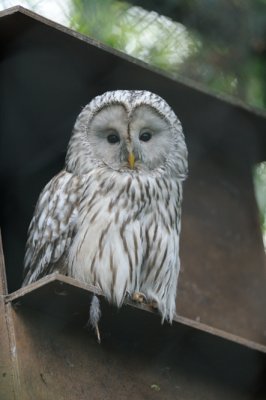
[88,103,174,172]
[129,105,174,171]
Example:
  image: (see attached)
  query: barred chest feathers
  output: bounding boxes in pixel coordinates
[68,168,182,320]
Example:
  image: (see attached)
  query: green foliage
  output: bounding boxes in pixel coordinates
[70,0,129,45]
[254,163,266,249]
[67,0,266,113]
[69,1,199,74]
[3,1,266,111]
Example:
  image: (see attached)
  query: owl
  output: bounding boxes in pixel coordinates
[23,90,188,338]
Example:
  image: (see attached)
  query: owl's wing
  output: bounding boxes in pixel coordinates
[23,170,83,286]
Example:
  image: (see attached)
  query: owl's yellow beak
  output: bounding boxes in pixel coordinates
[128,151,135,169]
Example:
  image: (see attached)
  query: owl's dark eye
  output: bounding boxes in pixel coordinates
[139,132,152,142]
[107,134,120,144]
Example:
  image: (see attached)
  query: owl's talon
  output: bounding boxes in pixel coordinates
[132,292,147,303]
[150,300,158,309]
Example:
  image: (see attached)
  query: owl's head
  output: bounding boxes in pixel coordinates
[66,90,187,178]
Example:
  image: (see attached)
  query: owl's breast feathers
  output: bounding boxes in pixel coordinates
[67,168,182,310]
[78,168,181,230]
[24,168,182,321]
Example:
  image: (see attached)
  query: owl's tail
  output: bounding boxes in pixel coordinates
[88,294,101,343]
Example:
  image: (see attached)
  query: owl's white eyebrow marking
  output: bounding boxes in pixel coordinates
[131,103,167,122]
[90,102,129,124]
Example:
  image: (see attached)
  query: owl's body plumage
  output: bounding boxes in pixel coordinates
[23,90,187,323]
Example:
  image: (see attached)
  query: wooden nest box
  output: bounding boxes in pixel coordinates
[0,6,266,400]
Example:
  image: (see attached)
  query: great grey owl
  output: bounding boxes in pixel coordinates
[23,90,188,336]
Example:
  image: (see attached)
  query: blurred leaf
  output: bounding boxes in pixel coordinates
[253,163,266,250]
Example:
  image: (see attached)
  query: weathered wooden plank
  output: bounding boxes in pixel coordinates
[5,275,266,400]
[0,233,16,400]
